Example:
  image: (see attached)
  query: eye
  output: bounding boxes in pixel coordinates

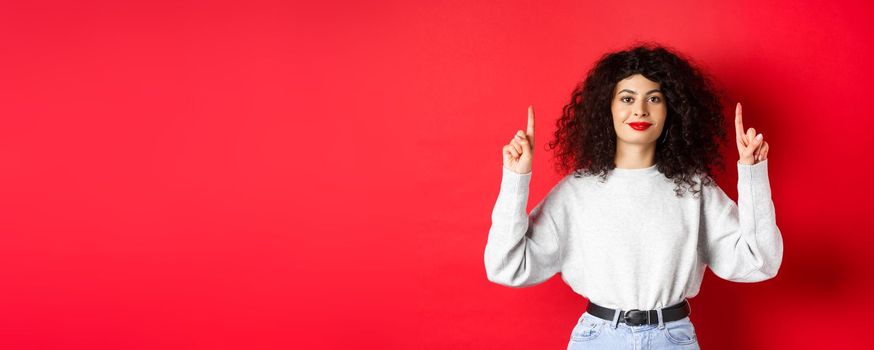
[620,96,633,103]
[648,96,662,103]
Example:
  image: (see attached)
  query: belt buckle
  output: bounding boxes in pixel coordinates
[623,309,648,326]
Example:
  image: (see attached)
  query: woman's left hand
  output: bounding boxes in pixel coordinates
[735,102,769,165]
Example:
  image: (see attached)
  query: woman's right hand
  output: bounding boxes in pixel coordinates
[502,105,535,174]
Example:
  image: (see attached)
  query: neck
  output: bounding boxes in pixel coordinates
[614,140,656,169]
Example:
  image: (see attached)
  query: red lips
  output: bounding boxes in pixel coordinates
[628,122,652,131]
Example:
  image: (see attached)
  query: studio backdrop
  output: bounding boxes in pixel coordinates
[1,0,872,349]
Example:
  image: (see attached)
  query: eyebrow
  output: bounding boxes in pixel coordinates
[617,89,662,95]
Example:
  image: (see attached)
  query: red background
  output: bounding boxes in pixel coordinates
[1,0,872,349]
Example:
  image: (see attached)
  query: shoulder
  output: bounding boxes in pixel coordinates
[544,172,579,198]
[693,172,733,208]
[536,171,592,206]
[554,169,602,191]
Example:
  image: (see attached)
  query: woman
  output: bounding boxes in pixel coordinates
[483,44,783,350]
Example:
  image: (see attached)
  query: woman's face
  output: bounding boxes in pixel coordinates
[611,74,667,146]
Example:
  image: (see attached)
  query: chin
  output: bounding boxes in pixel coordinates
[619,136,657,145]
[622,139,656,146]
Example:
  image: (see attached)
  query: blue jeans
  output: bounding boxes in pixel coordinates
[567,310,700,349]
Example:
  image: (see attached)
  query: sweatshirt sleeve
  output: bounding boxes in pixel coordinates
[700,159,784,282]
[483,165,564,287]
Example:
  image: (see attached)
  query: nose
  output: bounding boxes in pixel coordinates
[634,109,648,117]
[634,103,648,117]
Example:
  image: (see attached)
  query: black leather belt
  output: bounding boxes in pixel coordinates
[586,299,691,326]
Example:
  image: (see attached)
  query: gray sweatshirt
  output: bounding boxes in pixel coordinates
[484,159,783,311]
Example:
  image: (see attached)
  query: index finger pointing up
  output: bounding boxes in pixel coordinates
[527,105,535,141]
[735,102,747,146]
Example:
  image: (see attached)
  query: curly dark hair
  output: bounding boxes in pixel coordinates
[546,43,728,198]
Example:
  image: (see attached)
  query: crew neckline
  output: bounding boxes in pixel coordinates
[610,163,660,176]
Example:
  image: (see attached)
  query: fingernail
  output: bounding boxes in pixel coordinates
[756,133,762,140]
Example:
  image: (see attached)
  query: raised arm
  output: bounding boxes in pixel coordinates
[484,105,564,287]
[484,166,564,287]
[700,103,783,282]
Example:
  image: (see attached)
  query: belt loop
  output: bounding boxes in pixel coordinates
[611,308,621,329]
[656,306,665,330]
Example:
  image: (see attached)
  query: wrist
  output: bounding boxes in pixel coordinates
[738,157,756,165]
